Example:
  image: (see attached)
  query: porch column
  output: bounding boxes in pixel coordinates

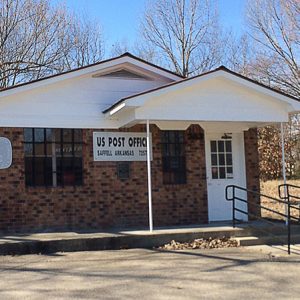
[280,122,288,224]
[146,119,153,232]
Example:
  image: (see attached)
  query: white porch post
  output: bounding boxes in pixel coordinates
[146,119,153,232]
[280,122,288,225]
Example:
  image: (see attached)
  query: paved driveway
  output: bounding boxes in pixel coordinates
[0,246,299,299]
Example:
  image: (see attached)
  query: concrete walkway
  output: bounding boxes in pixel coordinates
[0,223,245,255]
[0,246,300,299]
[0,221,298,255]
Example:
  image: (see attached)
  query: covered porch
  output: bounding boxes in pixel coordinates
[103,67,300,231]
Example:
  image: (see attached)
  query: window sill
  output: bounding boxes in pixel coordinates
[25,185,84,192]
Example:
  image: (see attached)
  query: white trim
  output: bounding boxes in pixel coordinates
[206,132,247,222]
[146,120,153,232]
[109,103,126,116]
[281,122,288,225]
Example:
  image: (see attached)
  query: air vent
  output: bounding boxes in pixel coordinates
[93,69,150,80]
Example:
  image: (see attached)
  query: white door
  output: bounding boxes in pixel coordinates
[205,132,248,222]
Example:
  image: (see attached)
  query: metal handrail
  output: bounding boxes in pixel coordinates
[225,184,300,255]
[278,184,300,201]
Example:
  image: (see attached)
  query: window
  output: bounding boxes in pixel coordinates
[210,140,233,179]
[161,131,186,184]
[24,128,83,187]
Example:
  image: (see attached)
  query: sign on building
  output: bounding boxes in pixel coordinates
[0,137,12,169]
[93,132,152,161]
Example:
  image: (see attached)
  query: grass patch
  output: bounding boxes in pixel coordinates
[260,179,300,198]
[260,180,300,221]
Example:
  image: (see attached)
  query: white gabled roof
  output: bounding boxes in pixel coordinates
[0,53,183,98]
[104,66,300,115]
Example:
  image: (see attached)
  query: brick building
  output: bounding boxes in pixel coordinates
[0,53,299,233]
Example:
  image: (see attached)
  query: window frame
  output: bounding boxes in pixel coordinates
[24,128,83,187]
[161,130,187,185]
[210,139,233,180]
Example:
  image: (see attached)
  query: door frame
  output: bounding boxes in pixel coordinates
[205,132,248,222]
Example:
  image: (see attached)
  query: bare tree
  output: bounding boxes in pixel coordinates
[223,33,256,76]
[110,39,130,57]
[247,0,300,97]
[60,15,105,71]
[140,0,222,77]
[133,42,158,63]
[110,39,161,66]
[245,0,300,181]
[0,0,104,89]
[0,0,66,86]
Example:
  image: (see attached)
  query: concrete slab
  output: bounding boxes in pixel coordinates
[0,221,298,255]
[236,234,300,246]
[0,222,237,243]
[0,223,244,255]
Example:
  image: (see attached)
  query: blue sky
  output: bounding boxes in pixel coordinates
[53,0,246,48]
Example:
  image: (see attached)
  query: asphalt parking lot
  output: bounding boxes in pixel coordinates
[0,246,299,300]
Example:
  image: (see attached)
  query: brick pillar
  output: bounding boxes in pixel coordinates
[244,128,261,219]
[0,128,25,232]
[151,124,208,226]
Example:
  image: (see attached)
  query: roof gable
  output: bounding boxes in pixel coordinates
[101,70,300,129]
[104,66,300,114]
[0,52,183,97]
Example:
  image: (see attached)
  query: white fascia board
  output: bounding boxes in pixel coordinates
[0,56,181,98]
[104,102,138,119]
[109,102,126,116]
[134,114,288,123]
[0,114,121,129]
[200,121,254,133]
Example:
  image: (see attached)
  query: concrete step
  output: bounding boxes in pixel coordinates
[235,234,300,247]
[233,222,300,238]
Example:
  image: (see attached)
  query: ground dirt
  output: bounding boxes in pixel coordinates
[260,179,300,198]
[260,179,300,221]
[158,237,238,250]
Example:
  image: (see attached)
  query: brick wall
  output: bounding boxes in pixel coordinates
[0,125,260,233]
[244,128,261,219]
[0,125,208,233]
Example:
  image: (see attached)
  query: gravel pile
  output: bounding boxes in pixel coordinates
[158,237,238,250]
